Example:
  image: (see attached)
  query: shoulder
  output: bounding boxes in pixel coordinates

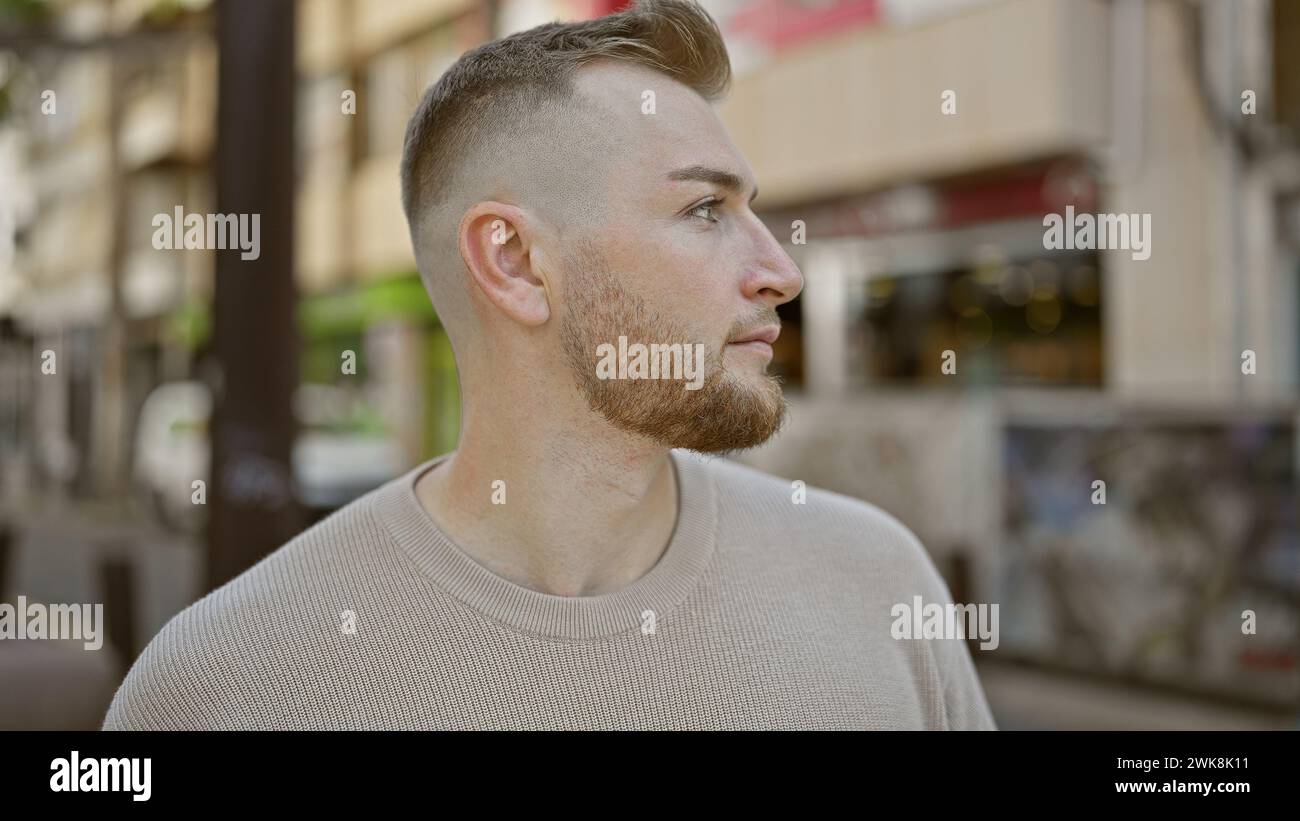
[689,451,995,728]
[686,450,941,577]
[101,488,392,730]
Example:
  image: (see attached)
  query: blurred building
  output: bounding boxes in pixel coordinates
[2,0,214,507]
[3,0,484,513]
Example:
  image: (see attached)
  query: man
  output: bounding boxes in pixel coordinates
[103,0,995,730]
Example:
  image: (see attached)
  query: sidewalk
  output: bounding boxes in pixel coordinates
[980,661,1298,730]
[0,503,202,730]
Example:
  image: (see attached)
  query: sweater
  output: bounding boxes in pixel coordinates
[102,449,997,730]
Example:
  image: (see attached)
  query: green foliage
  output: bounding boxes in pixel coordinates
[0,0,52,25]
[298,272,437,340]
[166,299,211,351]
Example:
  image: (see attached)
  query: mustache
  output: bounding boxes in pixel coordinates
[726,308,781,342]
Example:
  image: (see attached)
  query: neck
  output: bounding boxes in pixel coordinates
[415,392,679,597]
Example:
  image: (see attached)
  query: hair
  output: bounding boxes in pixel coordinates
[398,0,732,235]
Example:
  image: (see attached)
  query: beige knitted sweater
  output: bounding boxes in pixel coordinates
[103,450,996,730]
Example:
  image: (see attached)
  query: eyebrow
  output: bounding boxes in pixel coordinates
[667,165,759,204]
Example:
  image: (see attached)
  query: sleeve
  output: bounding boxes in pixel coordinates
[100,608,242,731]
[101,635,210,731]
[936,624,998,730]
[873,503,999,731]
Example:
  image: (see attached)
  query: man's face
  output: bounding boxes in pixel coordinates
[554,63,804,454]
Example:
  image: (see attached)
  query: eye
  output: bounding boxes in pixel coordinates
[687,197,724,223]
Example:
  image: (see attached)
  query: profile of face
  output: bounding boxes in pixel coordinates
[554,62,805,454]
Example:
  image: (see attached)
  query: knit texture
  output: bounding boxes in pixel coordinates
[102,450,996,730]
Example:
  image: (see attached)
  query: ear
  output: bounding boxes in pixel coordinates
[458,201,550,327]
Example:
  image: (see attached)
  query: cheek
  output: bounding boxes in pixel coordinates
[687,255,740,337]
[615,222,734,333]
[647,273,730,348]
[661,239,728,299]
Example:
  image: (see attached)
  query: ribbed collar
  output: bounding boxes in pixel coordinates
[373,449,718,641]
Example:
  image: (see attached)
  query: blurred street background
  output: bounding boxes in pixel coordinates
[0,0,1298,730]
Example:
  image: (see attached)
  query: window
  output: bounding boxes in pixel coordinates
[852,251,1103,387]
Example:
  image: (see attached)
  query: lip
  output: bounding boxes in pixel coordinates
[727,325,780,345]
[727,339,773,359]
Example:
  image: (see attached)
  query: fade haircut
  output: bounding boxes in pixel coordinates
[398,0,732,241]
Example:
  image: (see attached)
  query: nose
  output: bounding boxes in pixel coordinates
[741,215,804,307]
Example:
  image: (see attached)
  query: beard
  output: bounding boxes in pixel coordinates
[558,240,787,454]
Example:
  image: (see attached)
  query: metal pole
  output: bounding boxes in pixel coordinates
[206,0,302,590]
